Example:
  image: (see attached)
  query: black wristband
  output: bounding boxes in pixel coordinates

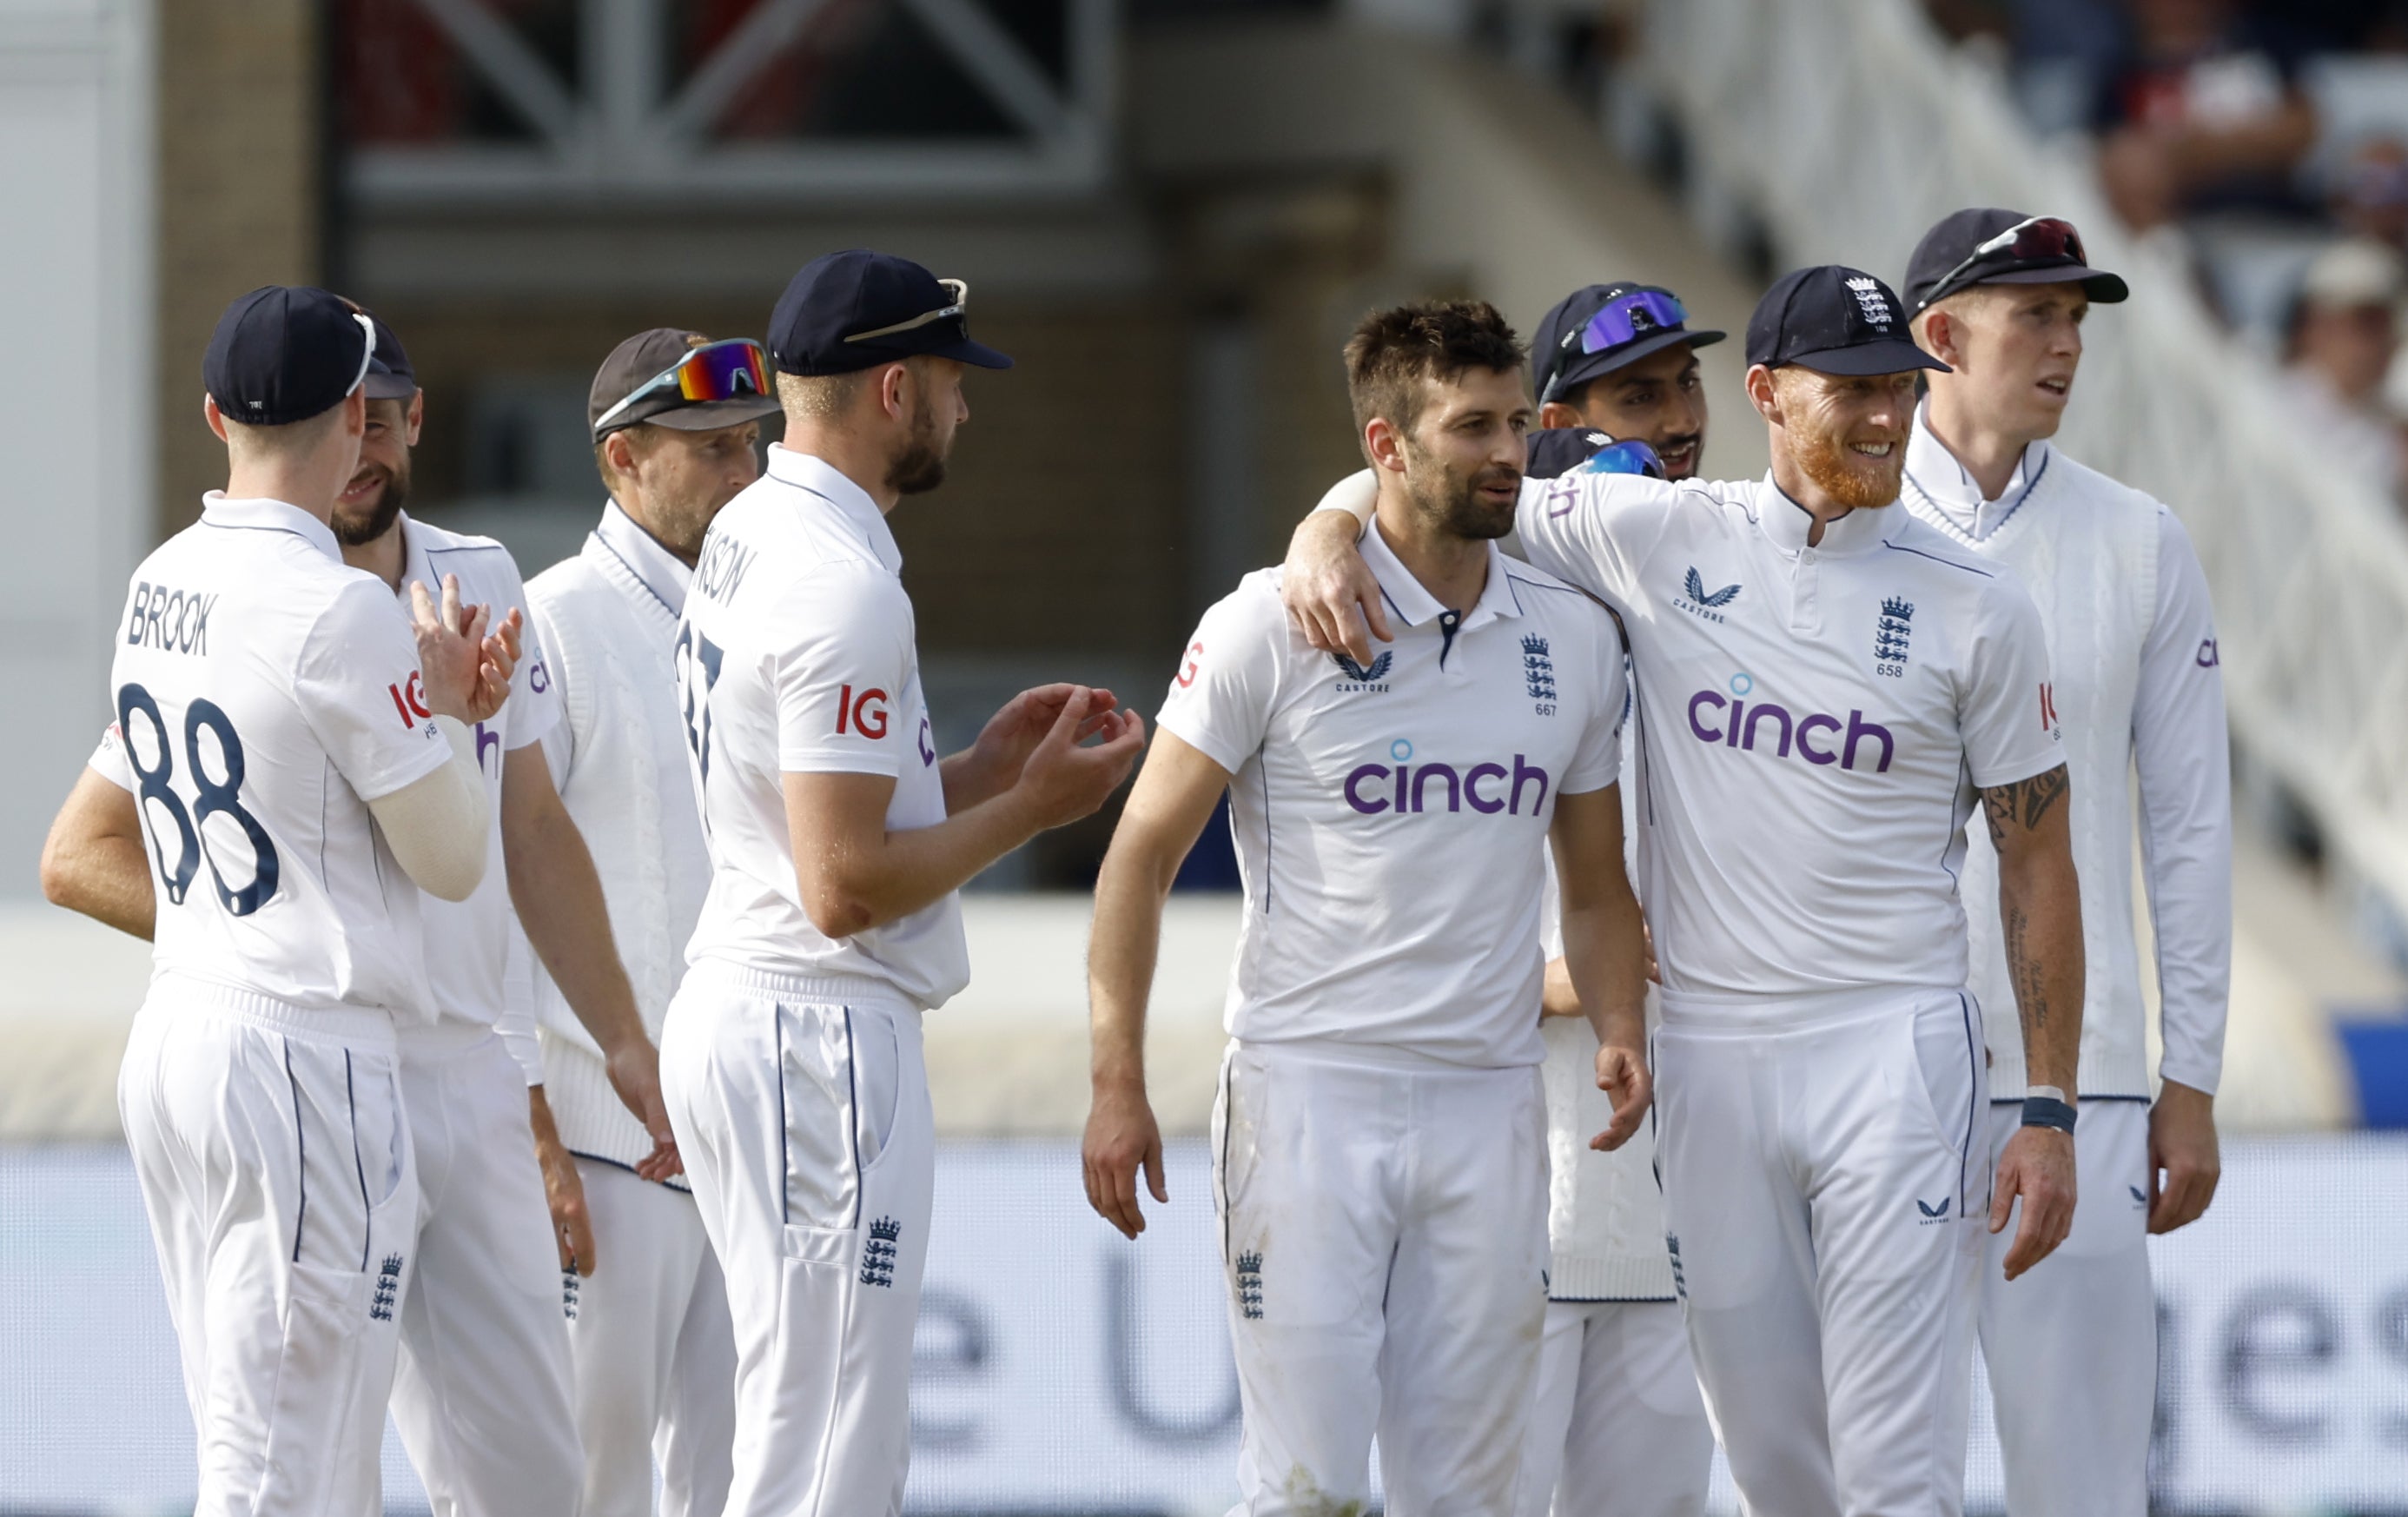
[2021,1096,2077,1133]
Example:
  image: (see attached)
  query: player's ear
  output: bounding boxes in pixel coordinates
[404,388,427,448]
[340,387,367,438]
[202,393,230,443]
[1744,363,1782,425]
[1915,309,1957,369]
[877,361,911,425]
[1363,414,1408,474]
[1537,400,1584,431]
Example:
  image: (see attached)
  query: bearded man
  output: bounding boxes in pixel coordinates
[1280,267,2086,1517]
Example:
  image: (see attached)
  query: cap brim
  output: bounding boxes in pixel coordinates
[925,336,1013,370]
[1784,340,1950,376]
[1976,263,2130,304]
[363,373,418,400]
[643,394,785,434]
[1547,328,1726,398]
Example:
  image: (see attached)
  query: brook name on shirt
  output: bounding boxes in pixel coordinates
[123,581,217,657]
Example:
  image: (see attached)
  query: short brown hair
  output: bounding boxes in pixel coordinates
[1343,300,1527,445]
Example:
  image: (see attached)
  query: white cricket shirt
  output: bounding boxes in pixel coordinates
[1512,470,2064,1013]
[388,514,559,1066]
[1902,408,2231,1096]
[676,447,966,1010]
[1159,526,1624,1069]
[96,494,454,1023]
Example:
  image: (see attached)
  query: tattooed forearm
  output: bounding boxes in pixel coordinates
[2004,903,2047,1035]
[1981,764,2070,847]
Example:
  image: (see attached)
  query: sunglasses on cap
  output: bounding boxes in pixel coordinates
[592,338,772,434]
[1581,438,1668,480]
[1918,216,2087,310]
[845,278,971,344]
[1578,288,1691,356]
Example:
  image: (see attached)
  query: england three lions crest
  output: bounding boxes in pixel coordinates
[1874,596,1913,675]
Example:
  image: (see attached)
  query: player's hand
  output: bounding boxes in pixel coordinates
[604,1037,683,1182]
[1082,1077,1168,1240]
[529,1087,596,1275]
[963,684,1123,796]
[411,574,523,725]
[2147,1078,2220,1235]
[1280,511,1390,666]
[1588,1039,1652,1152]
[1991,1124,2076,1280]
[1009,687,1146,831]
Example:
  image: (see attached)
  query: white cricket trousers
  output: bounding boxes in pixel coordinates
[659,962,934,1517]
[1654,990,1987,1517]
[388,1028,584,1517]
[1979,1097,2153,1517]
[565,1158,738,1517]
[118,979,416,1517]
[1212,1040,1550,1516]
[1516,1298,1713,1517]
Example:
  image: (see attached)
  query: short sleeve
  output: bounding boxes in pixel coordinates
[1154,580,1287,775]
[1512,471,1681,610]
[1958,573,2065,789]
[89,722,133,792]
[1559,608,1628,797]
[774,564,916,777]
[294,578,453,802]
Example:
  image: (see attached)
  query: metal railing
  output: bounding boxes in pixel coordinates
[1642,0,2408,925]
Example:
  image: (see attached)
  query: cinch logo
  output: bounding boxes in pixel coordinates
[1686,673,1895,773]
[1343,737,1551,816]
[835,684,890,739]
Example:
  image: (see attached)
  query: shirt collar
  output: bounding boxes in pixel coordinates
[1360,520,1523,630]
[765,445,903,575]
[591,500,692,616]
[1903,399,2048,540]
[1752,474,1891,557]
[201,493,341,561]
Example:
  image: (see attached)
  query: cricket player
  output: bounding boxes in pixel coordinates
[1903,208,2230,1516]
[1283,268,2086,1517]
[662,249,1145,1516]
[1084,299,1652,1515]
[510,327,776,1517]
[38,286,511,1514]
[327,309,681,1517]
[1521,283,1722,1517]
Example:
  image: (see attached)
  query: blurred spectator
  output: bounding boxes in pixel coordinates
[2094,0,2319,231]
[2330,135,2408,252]
[2282,237,2408,494]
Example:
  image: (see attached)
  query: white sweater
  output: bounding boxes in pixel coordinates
[509,504,713,1182]
[1901,409,2231,1099]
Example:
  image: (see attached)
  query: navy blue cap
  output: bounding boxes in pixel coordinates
[356,306,417,401]
[203,286,376,426]
[1745,266,1949,376]
[768,249,1012,377]
[1532,283,1724,405]
[1905,208,2128,312]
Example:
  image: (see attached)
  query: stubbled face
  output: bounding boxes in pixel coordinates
[1769,367,1917,511]
[889,357,969,497]
[334,395,417,547]
[1396,365,1532,540]
[618,421,762,560]
[1929,283,2088,441]
[1566,341,1710,479]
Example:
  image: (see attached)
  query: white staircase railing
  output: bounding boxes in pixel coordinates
[1643,0,2408,927]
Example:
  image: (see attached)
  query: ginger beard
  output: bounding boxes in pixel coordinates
[1776,370,1907,512]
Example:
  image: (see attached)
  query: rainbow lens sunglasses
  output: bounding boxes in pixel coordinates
[1578,288,1691,354]
[1580,438,1668,480]
[592,339,772,434]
